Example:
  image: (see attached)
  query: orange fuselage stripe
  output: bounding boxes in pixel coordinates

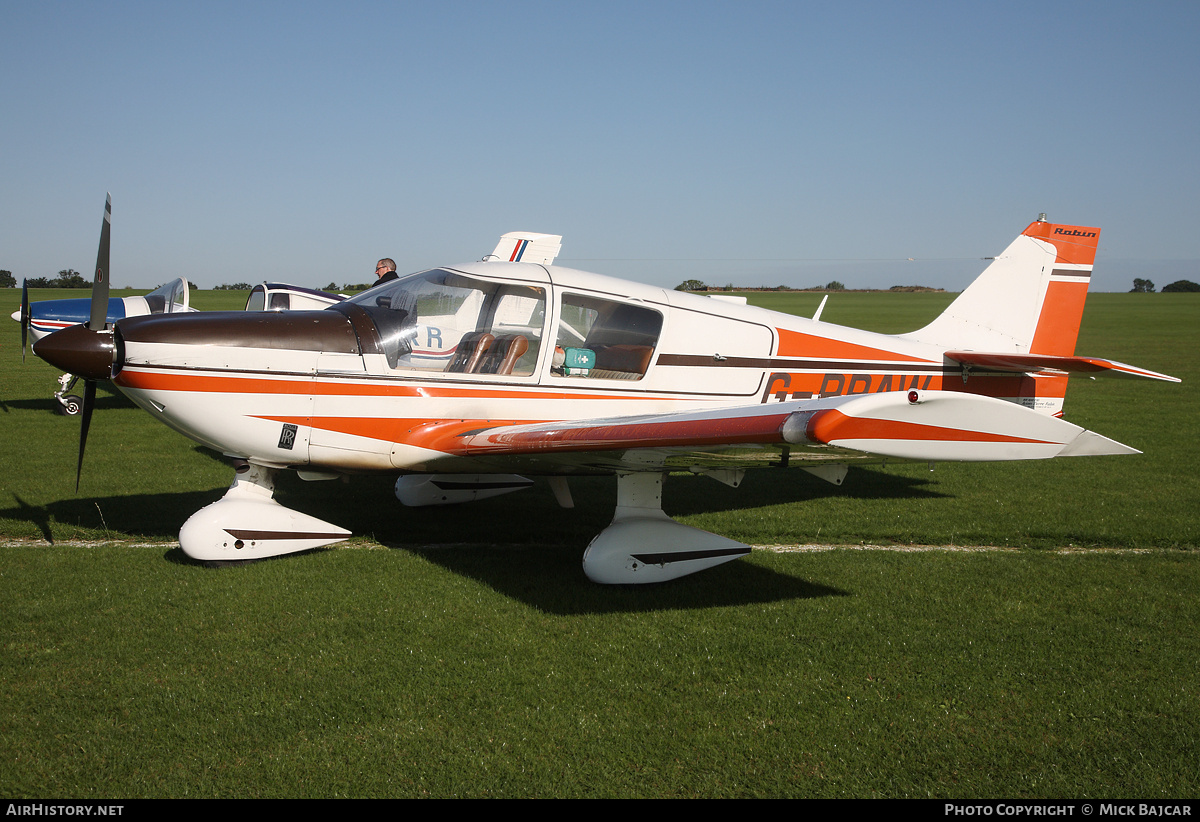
[774,328,926,361]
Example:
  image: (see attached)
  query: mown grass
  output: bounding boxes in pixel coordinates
[1,285,1197,798]
[3,545,1198,798]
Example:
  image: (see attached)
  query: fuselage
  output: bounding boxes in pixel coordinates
[104,262,1052,475]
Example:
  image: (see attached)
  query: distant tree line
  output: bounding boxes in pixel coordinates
[1162,280,1200,292]
[7,269,89,288]
[674,279,850,292]
[1131,278,1200,293]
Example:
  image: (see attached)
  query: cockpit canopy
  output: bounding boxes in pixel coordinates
[339,267,663,381]
[143,278,190,314]
[341,268,546,374]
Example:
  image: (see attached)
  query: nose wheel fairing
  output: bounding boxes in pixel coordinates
[178,462,351,562]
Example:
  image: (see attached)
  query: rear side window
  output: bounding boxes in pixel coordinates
[553,294,661,380]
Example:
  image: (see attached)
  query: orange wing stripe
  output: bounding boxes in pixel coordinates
[457,413,795,454]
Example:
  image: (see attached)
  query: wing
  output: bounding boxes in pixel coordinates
[420,389,1138,474]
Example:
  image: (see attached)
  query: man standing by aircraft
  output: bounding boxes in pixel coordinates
[376,258,398,284]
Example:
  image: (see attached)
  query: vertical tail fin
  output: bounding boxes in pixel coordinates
[904,216,1100,356]
[483,232,563,266]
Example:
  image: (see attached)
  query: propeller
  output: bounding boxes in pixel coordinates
[76,194,113,489]
[19,278,29,362]
[78,379,97,490]
[32,194,115,491]
[89,195,112,332]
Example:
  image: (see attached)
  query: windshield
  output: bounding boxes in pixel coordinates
[143,278,189,314]
[344,269,546,375]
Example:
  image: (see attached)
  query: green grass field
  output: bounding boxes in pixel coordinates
[1,286,1197,797]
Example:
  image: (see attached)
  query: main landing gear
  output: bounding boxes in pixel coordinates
[178,465,749,583]
[582,472,750,584]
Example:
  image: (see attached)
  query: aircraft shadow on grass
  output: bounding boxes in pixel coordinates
[375,469,940,612]
[0,381,135,414]
[657,466,949,517]
[0,394,134,413]
[398,540,851,614]
[4,465,947,611]
[3,485,852,612]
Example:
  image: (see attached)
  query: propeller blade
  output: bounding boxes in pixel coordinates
[88,193,112,331]
[20,278,29,362]
[76,379,96,492]
[76,194,112,492]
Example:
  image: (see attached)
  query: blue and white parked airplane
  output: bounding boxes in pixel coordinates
[17,276,195,346]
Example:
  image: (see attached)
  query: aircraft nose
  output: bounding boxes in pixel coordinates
[32,323,119,380]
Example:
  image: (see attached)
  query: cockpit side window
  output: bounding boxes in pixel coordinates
[342,269,545,375]
[553,294,662,380]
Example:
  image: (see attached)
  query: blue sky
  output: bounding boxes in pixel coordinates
[3,0,1198,292]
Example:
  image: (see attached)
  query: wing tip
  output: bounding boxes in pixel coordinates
[1057,429,1141,458]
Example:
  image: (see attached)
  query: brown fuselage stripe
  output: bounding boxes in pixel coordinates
[223,529,347,541]
[656,354,953,373]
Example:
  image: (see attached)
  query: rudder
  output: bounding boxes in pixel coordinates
[1022,219,1099,356]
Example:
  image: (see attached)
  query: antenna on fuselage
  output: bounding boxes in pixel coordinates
[812,294,828,322]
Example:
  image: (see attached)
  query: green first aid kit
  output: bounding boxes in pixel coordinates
[563,347,595,375]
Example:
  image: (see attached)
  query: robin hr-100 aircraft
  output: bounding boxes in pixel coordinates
[33,196,1178,583]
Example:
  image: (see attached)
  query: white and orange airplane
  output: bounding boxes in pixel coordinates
[34,197,1177,583]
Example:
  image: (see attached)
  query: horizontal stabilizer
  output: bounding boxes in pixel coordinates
[947,351,1179,382]
[799,390,1140,461]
